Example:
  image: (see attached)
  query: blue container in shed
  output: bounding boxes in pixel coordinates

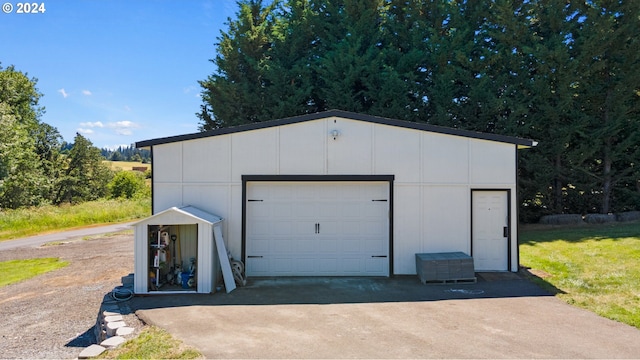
[181,273,191,289]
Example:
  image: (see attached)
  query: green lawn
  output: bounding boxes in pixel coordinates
[0,258,69,288]
[520,221,640,329]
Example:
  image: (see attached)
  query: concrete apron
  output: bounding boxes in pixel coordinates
[133,275,640,359]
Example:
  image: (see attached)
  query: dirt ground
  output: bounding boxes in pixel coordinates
[0,233,143,359]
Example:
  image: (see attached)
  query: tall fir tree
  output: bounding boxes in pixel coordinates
[571,0,640,213]
[198,0,278,130]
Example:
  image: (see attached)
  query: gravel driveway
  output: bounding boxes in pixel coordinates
[0,233,142,359]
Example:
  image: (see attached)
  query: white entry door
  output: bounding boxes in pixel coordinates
[472,190,509,271]
[246,182,389,276]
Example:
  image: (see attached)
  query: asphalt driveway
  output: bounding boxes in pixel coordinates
[131,274,640,359]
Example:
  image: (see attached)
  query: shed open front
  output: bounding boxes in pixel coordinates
[133,206,223,294]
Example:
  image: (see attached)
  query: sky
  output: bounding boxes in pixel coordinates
[1,0,237,149]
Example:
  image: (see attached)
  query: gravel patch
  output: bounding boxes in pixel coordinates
[0,233,144,359]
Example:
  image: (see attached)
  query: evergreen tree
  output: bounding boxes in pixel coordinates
[571,0,640,213]
[196,0,640,218]
[263,0,322,117]
[198,0,279,130]
[514,0,585,216]
[55,133,113,204]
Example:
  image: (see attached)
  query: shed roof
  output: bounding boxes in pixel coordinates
[132,205,223,226]
[136,110,537,149]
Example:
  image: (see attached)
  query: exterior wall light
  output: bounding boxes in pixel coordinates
[330,129,340,140]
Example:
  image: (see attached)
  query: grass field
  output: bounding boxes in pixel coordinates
[520,221,640,329]
[0,258,69,288]
[0,198,151,241]
[103,160,151,172]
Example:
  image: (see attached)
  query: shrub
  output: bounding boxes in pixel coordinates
[108,171,148,199]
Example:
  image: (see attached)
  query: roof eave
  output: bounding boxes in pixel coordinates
[135,110,538,149]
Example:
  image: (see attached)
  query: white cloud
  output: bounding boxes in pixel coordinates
[107,120,140,136]
[124,105,131,111]
[58,88,69,98]
[79,121,104,128]
[82,90,92,96]
[77,128,94,134]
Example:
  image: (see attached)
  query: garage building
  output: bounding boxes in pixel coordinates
[135,110,536,282]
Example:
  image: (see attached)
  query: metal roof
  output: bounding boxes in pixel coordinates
[135,110,537,149]
[132,205,223,226]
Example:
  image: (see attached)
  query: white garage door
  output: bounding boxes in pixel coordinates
[246,182,389,276]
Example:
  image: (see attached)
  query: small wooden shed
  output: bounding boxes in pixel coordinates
[132,206,224,294]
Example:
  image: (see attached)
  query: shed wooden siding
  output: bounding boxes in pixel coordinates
[152,116,519,274]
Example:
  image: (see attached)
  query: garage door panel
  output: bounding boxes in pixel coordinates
[366,258,386,272]
[340,258,363,272]
[249,204,271,218]
[248,220,270,236]
[319,220,339,235]
[271,203,293,218]
[318,238,338,253]
[271,258,294,273]
[340,238,361,252]
[364,236,385,250]
[247,258,269,274]
[295,237,317,253]
[292,203,316,217]
[294,221,317,235]
[246,181,389,276]
[271,238,294,253]
[293,260,316,274]
[365,203,388,217]
[363,220,385,235]
[272,221,293,235]
[250,239,270,253]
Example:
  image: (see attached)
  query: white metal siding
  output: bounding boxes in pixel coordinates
[327,120,373,174]
[422,134,469,184]
[231,128,278,179]
[153,142,182,184]
[279,121,326,174]
[151,116,520,274]
[184,137,231,183]
[374,125,421,182]
[470,140,516,184]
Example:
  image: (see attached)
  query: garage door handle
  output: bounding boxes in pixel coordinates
[371,255,387,258]
[247,255,263,258]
